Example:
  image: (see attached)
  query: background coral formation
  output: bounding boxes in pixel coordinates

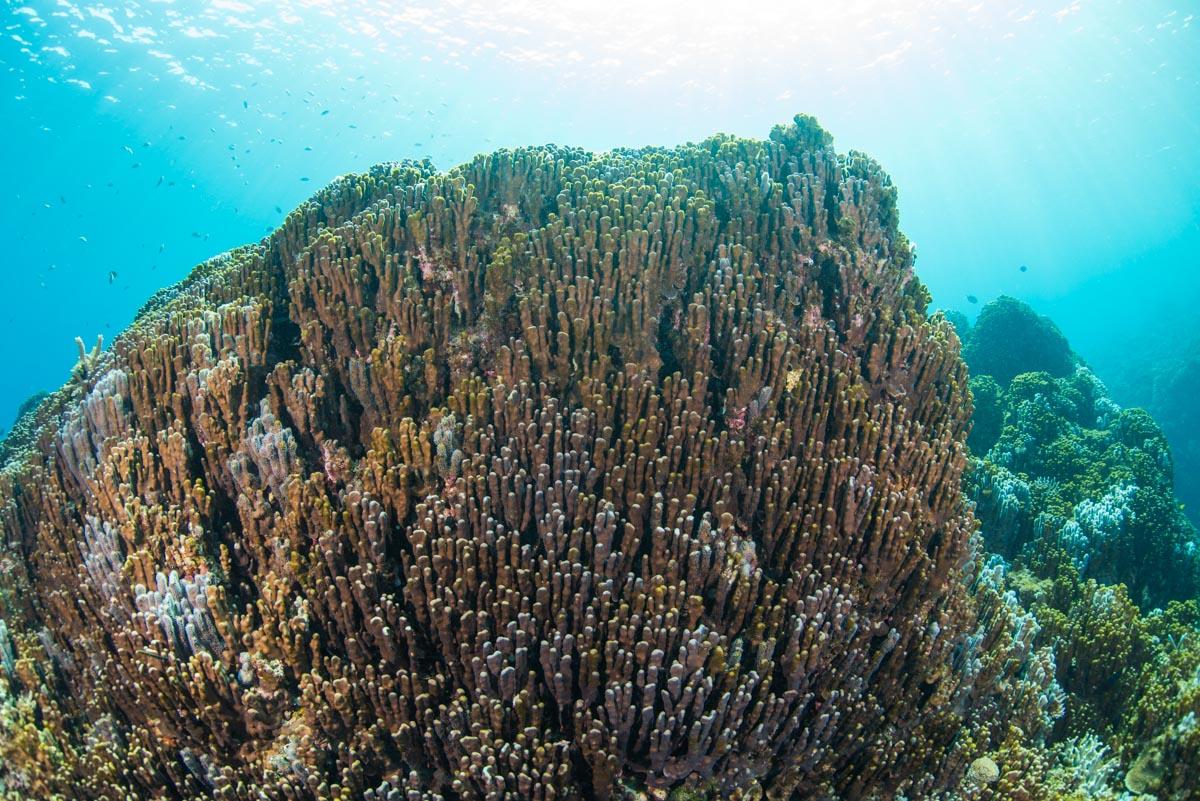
[964,298,1199,608]
[961,295,1075,389]
[960,298,1200,800]
[0,392,50,466]
[1103,333,1200,530]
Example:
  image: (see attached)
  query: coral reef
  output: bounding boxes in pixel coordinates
[961,296,1075,388]
[964,305,1200,800]
[1103,334,1200,530]
[965,375,1002,456]
[0,117,1057,799]
[1120,600,1200,799]
[0,391,49,465]
[968,365,1199,608]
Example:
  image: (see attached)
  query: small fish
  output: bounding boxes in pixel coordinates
[966,294,978,304]
[131,162,140,168]
[321,109,330,116]
[274,205,282,214]
[304,146,312,151]
[158,243,165,253]
[300,177,309,182]
[156,175,164,187]
[243,100,248,109]
[123,145,133,155]
[78,235,87,243]
[59,195,67,204]
[108,271,117,284]
[1019,264,1028,272]
[192,232,202,238]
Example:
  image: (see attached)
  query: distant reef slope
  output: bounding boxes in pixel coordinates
[961,296,1200,800]
[0,117,1059,800]
[961,295,1200,609]
[1102,334,1200,531]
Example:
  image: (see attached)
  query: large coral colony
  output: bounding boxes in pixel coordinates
[0,115,1195,800]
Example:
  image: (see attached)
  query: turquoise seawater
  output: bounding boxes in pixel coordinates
[2,0,1197,450]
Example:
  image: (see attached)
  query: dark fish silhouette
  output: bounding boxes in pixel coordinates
[1019,264,1028,272]
[967,294,978,304]
[108,271,117,284]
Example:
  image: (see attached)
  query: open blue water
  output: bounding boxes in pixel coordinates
[1,0,1197,440]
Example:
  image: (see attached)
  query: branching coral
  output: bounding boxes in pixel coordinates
[0,116,1052,799]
